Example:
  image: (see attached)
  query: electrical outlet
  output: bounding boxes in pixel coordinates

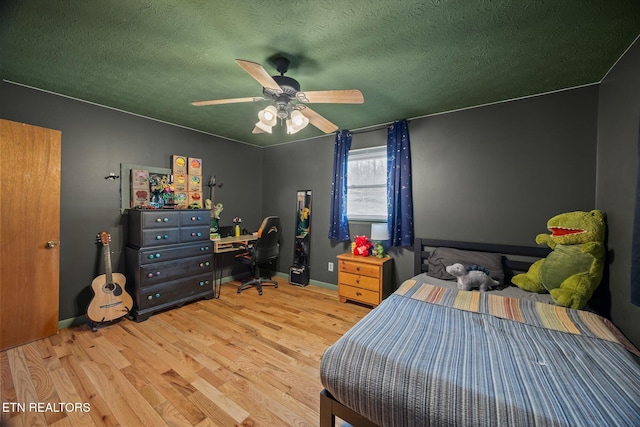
[328,262,334,272]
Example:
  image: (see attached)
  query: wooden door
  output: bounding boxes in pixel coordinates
[0,119,61,350]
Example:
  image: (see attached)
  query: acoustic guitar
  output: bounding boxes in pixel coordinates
[87,232,133,324]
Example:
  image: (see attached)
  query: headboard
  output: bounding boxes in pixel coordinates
[413,238,551,280]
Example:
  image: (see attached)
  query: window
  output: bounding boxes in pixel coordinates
[347,146,387,221]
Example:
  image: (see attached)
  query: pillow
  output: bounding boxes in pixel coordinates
[426,247,505,285]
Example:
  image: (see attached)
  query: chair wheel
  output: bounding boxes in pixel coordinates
[237,289,241,293]
[259,290,263,295]
[275,284,278,288]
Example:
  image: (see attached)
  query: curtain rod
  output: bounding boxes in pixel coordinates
[350,119,413,135]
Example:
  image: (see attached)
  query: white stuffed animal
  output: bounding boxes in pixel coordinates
[445,263,499,292]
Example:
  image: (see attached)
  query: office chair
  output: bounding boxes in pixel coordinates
[235,216,282,295]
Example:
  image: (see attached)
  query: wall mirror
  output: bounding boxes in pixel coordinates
[290,190,311,286]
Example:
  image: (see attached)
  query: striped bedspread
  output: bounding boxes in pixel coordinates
[320,277,640,426]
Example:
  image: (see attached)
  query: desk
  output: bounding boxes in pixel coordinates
[211,235,258,297]
[212,235,258,253]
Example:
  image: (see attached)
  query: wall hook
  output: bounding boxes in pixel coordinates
[105,172,120,180]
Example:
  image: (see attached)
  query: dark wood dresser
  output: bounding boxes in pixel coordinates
[125,209,213,321]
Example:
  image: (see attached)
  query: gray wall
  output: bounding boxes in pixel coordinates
[264,86,599,289]
[3,40,639,349]
[596,37,640,346]
[0,81,264,320]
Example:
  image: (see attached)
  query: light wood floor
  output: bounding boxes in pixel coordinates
[1,278,371,426]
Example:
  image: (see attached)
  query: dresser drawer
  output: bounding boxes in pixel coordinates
[138,254,213,286]
[339,284,380,306]
[339,259,380,277]
[339,271,380,291]
[139,228,181,247]
[137,273,213,310]
[139,210,180,228]
[179,210,209,226]
[180,225,210,242]
[134,242,213,265]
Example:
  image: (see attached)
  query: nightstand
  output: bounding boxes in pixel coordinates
[336,253,393,307]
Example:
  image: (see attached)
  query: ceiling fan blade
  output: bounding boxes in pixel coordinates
[296,89,364,104]
[235,59,283,94]
[299,106,338,133]
[191,96,264,106]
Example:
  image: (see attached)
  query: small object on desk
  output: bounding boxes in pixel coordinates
[233,217,242,237]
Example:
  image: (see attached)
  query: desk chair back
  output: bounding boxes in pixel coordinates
[253,216,281,263]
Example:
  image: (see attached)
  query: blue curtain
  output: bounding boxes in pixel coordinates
[632,120,640,306]
[328,130,352,241]
[387,119,414,247]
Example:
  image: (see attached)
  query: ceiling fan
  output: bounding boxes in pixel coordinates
[191,57,364,135]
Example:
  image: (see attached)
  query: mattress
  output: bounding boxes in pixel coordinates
[320,276,640,426]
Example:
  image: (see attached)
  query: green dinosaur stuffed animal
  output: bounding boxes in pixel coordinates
[512,210,606,309]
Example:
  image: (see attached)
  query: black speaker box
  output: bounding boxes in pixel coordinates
[289,265,309,287]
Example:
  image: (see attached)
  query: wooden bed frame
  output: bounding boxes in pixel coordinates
[319,237,551,427]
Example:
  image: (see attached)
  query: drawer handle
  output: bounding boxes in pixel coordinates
[191,216,202,221]
[148,253,161,259]
[356,291,362,296]
[147,295,153,300]
[155,293,161,298]
[191,232,202,237]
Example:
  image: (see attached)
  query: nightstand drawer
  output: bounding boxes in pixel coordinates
[339,284,380,306]
[339,260,379,277]
[339,272,379,291]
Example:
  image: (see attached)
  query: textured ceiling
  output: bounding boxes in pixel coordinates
[1,1,639,147]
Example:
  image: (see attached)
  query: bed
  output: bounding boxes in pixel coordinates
[320,238,640,427]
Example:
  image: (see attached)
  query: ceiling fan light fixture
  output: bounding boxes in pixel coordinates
[254,120,273,133]
[287,110,309,134]
[258,105,277,126]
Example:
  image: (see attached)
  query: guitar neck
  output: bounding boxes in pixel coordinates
[103,243,113,284]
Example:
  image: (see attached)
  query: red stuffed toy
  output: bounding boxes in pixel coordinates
[351,235,372,256]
